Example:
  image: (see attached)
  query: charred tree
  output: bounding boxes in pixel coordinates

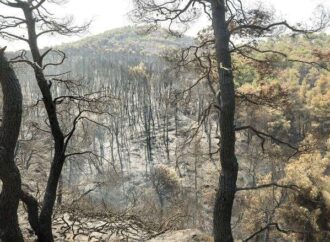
[0,1,89,241]
[211,1,237,241]
[0,47,24,242]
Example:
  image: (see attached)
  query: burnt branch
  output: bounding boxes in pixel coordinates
[236,183,301,192]
[243,222,330,242]
[243,223,301,242]
[0,0,89,45]
[130,0,203,34]
[235,125,298,152]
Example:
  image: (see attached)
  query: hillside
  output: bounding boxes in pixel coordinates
[14,26,216,241]
[0,0,329,241]
[63,26,193,55]
[11,28,330,241]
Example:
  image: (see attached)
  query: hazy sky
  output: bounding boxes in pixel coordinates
[67,0,329,32]
[1,0,329,49]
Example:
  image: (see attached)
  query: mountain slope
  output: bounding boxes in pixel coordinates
[62,26,193,55]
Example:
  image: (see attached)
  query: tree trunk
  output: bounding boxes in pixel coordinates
[38,152,65,242]
[57,175,63,206]
[21,5,66,242]
[211,1,238,242]
[0,48,24,242]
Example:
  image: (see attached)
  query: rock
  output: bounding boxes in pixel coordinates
[148,229,213,242]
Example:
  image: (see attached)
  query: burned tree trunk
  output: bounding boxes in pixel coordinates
[0,1,89,241]
[211,1,238,242]
[22,4,66,242]
[0,47,24,242]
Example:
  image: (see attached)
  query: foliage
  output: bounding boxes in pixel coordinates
[150,164,180,203]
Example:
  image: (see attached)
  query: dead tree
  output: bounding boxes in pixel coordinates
[0,1,89,241]
[0,47,24,242]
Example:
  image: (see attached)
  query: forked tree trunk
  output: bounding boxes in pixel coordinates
[0,48,24,242]
[211,1,238,242]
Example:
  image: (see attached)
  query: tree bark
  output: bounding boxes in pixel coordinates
[211,1,238,242]
[0,48,24,242]
[20,190,40,237]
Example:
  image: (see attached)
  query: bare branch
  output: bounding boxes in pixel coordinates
[237,183,301,192]
[235,125,298,152]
